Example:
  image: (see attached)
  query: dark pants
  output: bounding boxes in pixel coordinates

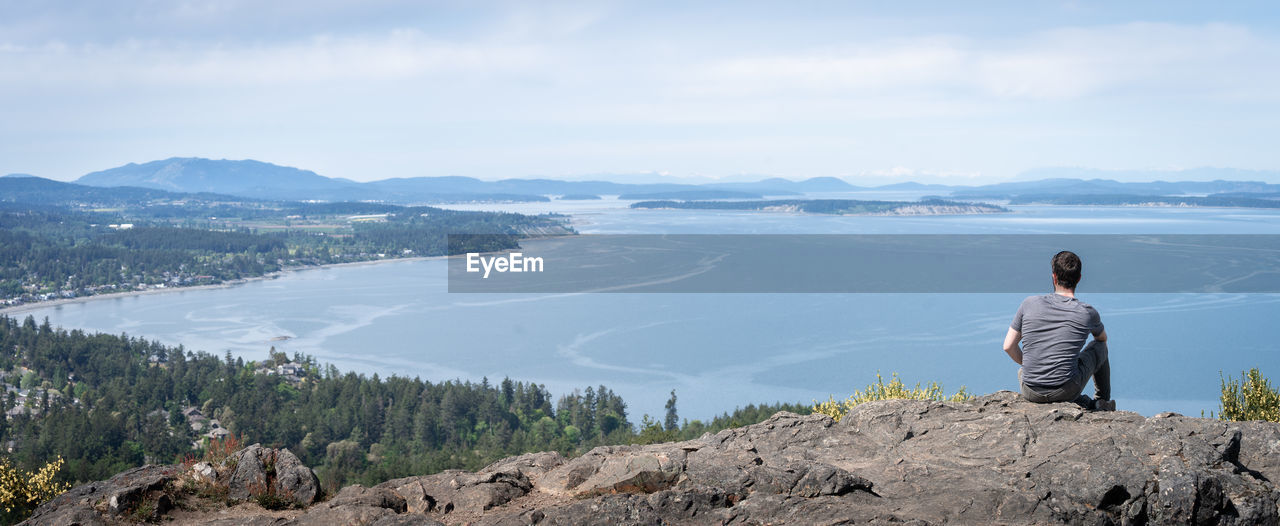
[1020,340,1111,404]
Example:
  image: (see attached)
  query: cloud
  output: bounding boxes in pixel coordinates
[3,20,1274,108]
[0,29,545,89]
[2,5,1279,181]
[688,23,1279,101]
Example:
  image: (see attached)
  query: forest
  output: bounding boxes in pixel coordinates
[0,315,808,493]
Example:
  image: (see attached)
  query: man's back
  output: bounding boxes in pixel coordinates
[1012,294,1104,387]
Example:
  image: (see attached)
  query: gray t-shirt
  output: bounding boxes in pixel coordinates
[1012,294,1105,387]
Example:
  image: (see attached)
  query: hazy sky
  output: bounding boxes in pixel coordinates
[3,1,1279,184]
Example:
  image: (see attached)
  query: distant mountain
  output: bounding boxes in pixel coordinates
[706,176,858,194]
[77,159,560,202]
[1017,166,1280,184]
[874,182,958,191]
[68,158,1280,204]
[79,158,359,199]
[952,178,1280,199]
[73,158,813,203]
[0,175,252,206]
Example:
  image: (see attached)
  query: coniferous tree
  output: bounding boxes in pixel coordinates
[664,390,679,432]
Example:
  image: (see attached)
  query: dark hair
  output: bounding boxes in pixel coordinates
[1052,251,1082,289]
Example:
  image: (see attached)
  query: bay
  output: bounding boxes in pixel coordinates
[15,198,1280,420]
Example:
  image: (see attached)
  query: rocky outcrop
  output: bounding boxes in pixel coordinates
[376,451,558,516]
[286,485,411,526]
[223,445,320,507]
[23,392,1280,525]
[19,444,320,526]
[19,465,181,526]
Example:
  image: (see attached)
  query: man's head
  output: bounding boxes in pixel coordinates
[1051,251,1082,290]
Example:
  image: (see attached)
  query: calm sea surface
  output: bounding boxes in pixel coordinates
[18,196,1280,420]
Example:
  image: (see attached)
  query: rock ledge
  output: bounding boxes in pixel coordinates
[23,392,1280,525]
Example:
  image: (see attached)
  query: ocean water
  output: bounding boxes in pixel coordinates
[16,201,1280,420]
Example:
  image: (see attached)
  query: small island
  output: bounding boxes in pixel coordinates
[618,190,766,200]
[630,198,1008,216]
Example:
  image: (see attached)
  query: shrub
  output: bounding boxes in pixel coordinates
[204,432,242,466]
[248,451,298,510]
[812,372,973,422]
[249,481,297,511]
[178,453,200,468]
[0,456,72,523]
[127,501,157,523]
[194,479,230,503]
[1217,368,1280,422]
[630,414,676,445]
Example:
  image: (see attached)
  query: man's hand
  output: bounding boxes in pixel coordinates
[1002,327,1023,365]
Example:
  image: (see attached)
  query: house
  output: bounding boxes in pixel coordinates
[202,418,231,439]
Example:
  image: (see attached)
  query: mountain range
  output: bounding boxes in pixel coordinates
[6,158,1280,204]
[70,158,840,203]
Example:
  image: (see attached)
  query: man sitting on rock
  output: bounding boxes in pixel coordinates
[1002,250,1115,411]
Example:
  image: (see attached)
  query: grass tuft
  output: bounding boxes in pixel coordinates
[812,372,973,422]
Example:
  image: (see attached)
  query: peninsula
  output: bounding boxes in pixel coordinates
[629,198,1009,216]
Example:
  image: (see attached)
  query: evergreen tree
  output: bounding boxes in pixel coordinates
[664,390,678,432]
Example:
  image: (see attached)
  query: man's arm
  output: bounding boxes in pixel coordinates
[1095,328,1107,342]
[1002,327,1023,365]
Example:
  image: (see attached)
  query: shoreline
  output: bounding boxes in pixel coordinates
[0,254,452,317]
[0,232,577,317]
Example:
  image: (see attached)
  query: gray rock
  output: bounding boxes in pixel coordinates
[477,392,1280,524]
[223,444,320,506]
[326,485,408,513]
[193,461,218,484]
[20,464,180,525]
[376,463,533,515]
[480,451,567,482]
[512,494,663,526]
[203,518,290,526]
[540,445,685,496]
[286,485,409,526]
[369,514,446,526]
[286,504,396,526]
[19,506,110,526]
